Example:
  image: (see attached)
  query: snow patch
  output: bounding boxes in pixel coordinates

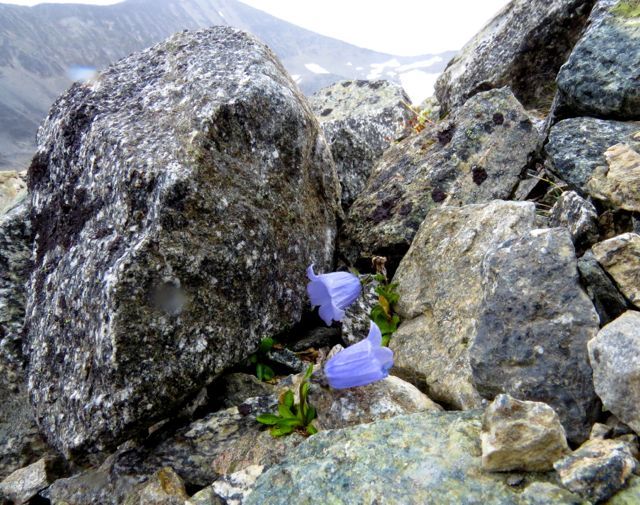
[397,57,443,72]
[305,63,330,74]
[291,74,302,83]
[399,70,441,104]
[217,10,225,18]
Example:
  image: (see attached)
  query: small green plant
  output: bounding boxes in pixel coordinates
[256,364,318,436]
[249,337,275,382]
[402,101,434,134]
[370,274,401,347]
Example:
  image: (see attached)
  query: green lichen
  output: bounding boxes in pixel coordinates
[611,0,640,18]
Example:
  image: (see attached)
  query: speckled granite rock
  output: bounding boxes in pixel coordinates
[550,191,599,252]
[589,311,640,435]
[481,394,570,472]
[390,201,536,409]
[340,277,377,346]
[188,465,264,505]
[587,144,640,212]
[310,80,412,209]
[340,88,541,272]
[435,0,595,114]
[554,439,637,503]
[122,467,188,505]
[545,117,640,191]
[578,251,628,326]
[608,476,640,504]
[0,457,63,505]
[592,233,640,307]
[24,27,340,458]
[0,171,26,215]
[209,373,275,410]
[0,198,48,481]
[555,0,640,120]
[470,228,601,444]
[244,411,563,505]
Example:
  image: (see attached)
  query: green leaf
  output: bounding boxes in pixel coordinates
[259,337,275,354]
[274,417,302,428]
[381,334,391,347]
[249,354,257,364]
[373,273,386,283]
[283,390,294,408]
[306,423,318,435]
[303,364,314,380]
[256,362,265,381]
[256,413,280,425]
[305,404,317,424]
[270,424,295,437]
[256,363,274,382]
[278,403,295,419]
[300,381,310,402]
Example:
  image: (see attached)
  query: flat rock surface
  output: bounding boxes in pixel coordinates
[390,201,536,409]
[339,88,541,271]
[24,27,340,458]
[578,251,628,326]
[592,233,640,307]
[587,143,640,213]
[470,228,601,444]
[435,0,595,114]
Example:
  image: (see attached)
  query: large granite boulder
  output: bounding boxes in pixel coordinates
[24,27,340,459]
[587,143,640,213]
[309,80,412,209]
[555,0,640,120]
[390,200,536,409]
[470,228,601,444]
[244,411,574,505]
[435,0,595,115]
[588,311,640,435]
[545,117,640,192]
[339,88,541,272]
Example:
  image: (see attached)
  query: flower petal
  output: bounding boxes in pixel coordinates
[318,302,344,327]
[306,265,361,326]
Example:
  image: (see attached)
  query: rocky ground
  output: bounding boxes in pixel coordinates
[0,0,639,503]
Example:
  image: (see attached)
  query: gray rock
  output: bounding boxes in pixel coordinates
[545,117,640,191]
[265,348,305,374]
[245,410,566,505]
[470,228,601,444]
[209,373,275,410]
[592,233,640,307]
[435,0,595,115]
[0,457,63,505]
[390,201,536,409]
[123,467,188,505]
[587,143,640,213]
[481,394,570,472]
[554,439,637,503]
[555,0,640,120]
[549,191,599,253]
[340,277,378,346]
[519,482,587,505]
[24,27,340,458]
[340,88,542,271]
[289,326,338,352]
[578,250,628,326]
[188,465,264,505]
[608,475,640,504]
[310,80,412,209]
[0,171,26,215]
[589,311,640,435]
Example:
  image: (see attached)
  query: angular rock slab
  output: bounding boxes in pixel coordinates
[245,411,565,505]
[555,0,640,120]
[340,88,541,271]
[0,457,62,505]
[390,201,536,409]
[587,143,640,213]
[25,27,340,458]
[435,0,595,114]
[481,394,570,472]
[309,80,412,209]
[470,228,601,444]
[589,311,640,435]
[549,191,599,253]
[592,233,640,307]
[0,171,26,215]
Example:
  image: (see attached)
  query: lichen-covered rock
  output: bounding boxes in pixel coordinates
[0,457,63,505]
[587,143,640,212]
[245,411,566,505]
[0,198,49,480]
[390,201,536,409]
[588,311,640,435]
[519,482,586,505]
[123,467,188,505]
[309,80,412,209]
[549,191,599,252]
[608,476,640,504]
[555,0,640,120]
[0,171,26,215]
[481,394,570,472]
[470,228,601,444]
[435,0,595,115]
[578,251,628,326]
[188,465,264,505]
[24,27,340,458]
[545,117,640,192]
[592,233,640,307]
[340,88,541,271]
[554,439,637,503]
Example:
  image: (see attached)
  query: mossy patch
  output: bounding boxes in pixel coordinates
[611,0,640,18]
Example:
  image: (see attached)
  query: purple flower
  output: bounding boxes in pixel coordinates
[324,322,394,389]
[306,264,362,326]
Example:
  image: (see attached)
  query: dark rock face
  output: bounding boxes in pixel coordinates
[435,0,595,115]
[0,198,49,480]
[549,190,599,253]
[309,80,413,209]
[470,228,601,444]
[555,0,640,120]
[339,88,541,271]
[545,117,640,191]
[24,27,340,459]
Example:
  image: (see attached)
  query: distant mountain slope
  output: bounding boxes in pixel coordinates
[0,0,454,170]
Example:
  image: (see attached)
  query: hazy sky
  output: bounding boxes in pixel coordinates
[0,0,511,55]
